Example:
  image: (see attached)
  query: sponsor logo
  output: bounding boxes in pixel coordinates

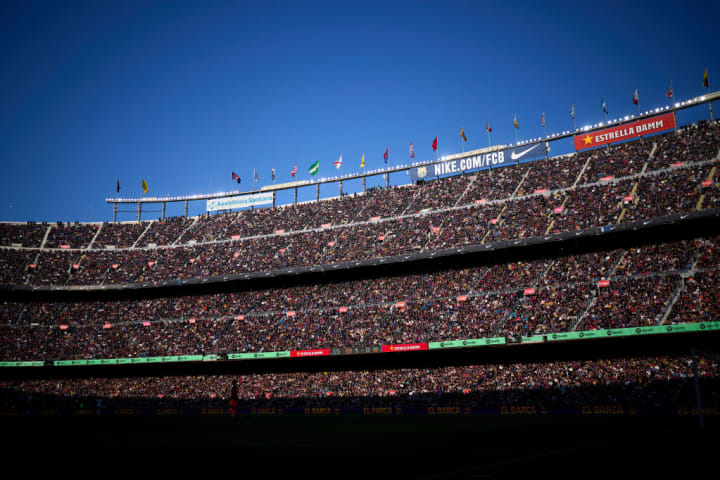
[511,144,542,160]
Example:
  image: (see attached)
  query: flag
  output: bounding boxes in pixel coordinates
[253,168,259,182]
[383,147,388,164]
[513,115,518,129]
[460,128,467,142]
[432,136,438,151]
[141,179,149,194]
[486,121,492,132]
[116,179,120,193]
[360,153,365,168]
[232,172,241,184]
[570,105,575,120]
[666,81,674,99]
[271,168,276,181]
[541,113,545,128]
[409,143,414,159]
[333,155,342,169]
[602,98,608,114]
[308,160,319,176]
[290,163,298,177]
[632,89,639,105]
[703,68,709,88]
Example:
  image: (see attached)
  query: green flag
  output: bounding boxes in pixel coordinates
[308,160,319,176]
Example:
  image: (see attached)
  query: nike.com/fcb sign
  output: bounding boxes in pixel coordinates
[574,112,675,151]
[433,143,545,177]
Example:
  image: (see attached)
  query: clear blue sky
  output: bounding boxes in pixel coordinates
[1,0,718,222]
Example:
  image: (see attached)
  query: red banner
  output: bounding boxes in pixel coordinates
[523,288,535,295]
[702,180,713,187]
[598,280,610,287]
[290,349,330,358]
[574,112,675,151]
[381,343,428,353]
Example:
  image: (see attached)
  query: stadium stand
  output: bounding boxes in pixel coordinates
[1,123,717,287]
[1,119,719,416]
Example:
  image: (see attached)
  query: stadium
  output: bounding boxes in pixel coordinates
[1,2,719,474]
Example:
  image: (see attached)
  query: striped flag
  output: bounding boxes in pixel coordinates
[409,143,414,159]
[632,89,639,105]
[333,155,343,169]
[290,163,297,177]
[383,147,388,164]
[541,113,545,128]
[570,104,575,120]
[308,160,319,176]
[486,121,492,132]
[666,81,673,99]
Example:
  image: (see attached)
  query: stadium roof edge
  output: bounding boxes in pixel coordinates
[105,90,720,206]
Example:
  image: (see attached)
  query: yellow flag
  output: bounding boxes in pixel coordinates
[360,152,365,168]
[513,115,519,129]
[141,179,149,194]
[460,128,467,142]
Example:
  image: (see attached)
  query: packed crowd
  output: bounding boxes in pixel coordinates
[0,222,46,248]
[0,124,718,288]
[2,236,717,362]
[1,356,717,411]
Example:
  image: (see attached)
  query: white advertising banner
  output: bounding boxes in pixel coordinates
[206,192,273,212]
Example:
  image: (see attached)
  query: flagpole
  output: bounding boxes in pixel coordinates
[708,85,714,123]
[487,129,491,147]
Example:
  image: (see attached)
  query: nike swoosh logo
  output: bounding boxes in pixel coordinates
[680,215,688,219]
[511,145,540,160]
[643,221,651,225]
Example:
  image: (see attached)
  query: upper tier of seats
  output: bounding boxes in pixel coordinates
[1,122,718,287]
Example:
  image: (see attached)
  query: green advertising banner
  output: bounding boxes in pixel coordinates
[228,351,291,360]
[522,335,545,344]
[178,355,203,362]
[0,361,44,367]
[429,337,506,349]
